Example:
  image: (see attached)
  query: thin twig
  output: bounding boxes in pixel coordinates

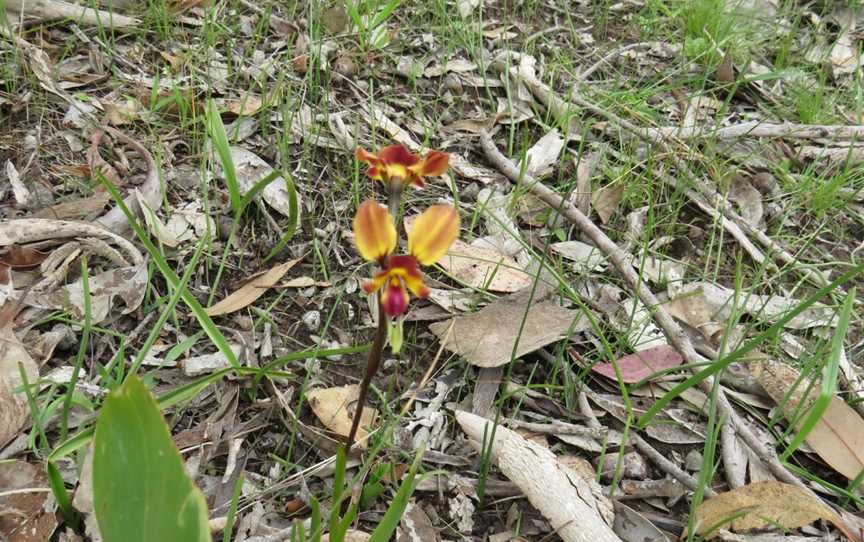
[577,391,714,497]
[479,131,813,495]
[643,121,864,141]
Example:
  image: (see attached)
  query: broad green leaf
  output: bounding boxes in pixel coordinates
[93,374,211,542]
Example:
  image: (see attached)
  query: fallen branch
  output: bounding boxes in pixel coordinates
[6,0,139,29]
[564,91,829,288]
[456,410,622,542]
[644,121,864,141]
[479,131,813,496]
[488,52,828,288]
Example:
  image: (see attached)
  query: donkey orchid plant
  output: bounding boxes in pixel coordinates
[345,145,458,448]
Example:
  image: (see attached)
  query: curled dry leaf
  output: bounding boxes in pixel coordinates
[440,239,533,292]
[667,282,835,332]
[429,296,587,368]
[307,384,376,449]
[181,344,243,376]
[693,481,857,541]
[0,460,58,541]
[727,175,764,228]
[205,258,301,316]
[41,264,149,323]
[519,129,565,178]
[6,160,30,207]
[751,358,864,480]
[612,501,670,542]
[551,240,606,273]
[400,501,440,542]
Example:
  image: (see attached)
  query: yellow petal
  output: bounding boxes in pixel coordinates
[408,205,460,266]
[353,201,396,261]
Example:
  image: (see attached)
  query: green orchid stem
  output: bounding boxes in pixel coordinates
[345,183,403,450]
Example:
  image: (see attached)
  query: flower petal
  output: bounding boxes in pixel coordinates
[408,205,460,266]
[355,147,381,167]
[353,201,396,262]
[378,145,420,167]
[363,271,389,294]
[389,255,428,298]
[365,166,384,181]
[410,151,449,177]
[381,278,410,316]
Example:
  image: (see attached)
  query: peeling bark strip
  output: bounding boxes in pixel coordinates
[94,127,163,234]
[456,411,621,542]
[5,0,140,29]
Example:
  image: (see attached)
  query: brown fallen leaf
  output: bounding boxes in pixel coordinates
[429,296,587,368]
[0,244,48,268]
[439,239,533,293]
[591,183,624,224]
[693,481,857,540]
[751,358,864,480]
[0,460,58,541]
[223,95,264,116]
[278,276,331,288]
[31,191,111,220]
[307,385,376,449]
[205,258,301,316]
[0,299,37,449]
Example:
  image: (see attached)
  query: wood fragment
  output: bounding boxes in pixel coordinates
[644,121,864,141]
[6,0,139,29]
[456,411,621,542]
[472,366,503,419]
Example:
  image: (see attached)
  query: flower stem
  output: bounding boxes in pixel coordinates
[345,295,387,449]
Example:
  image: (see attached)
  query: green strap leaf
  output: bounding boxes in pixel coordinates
[93,374,212,542]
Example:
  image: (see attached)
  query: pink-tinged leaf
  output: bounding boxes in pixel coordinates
[592,344,684,384]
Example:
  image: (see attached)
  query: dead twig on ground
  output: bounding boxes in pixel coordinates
[489,52,828,288]
[576,391,716,497]
[479,131,815,497]
[644,121,864,141]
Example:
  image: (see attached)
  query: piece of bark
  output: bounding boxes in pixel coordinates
[471,366,504,419]
[94,127,163,233]
[6,0,139,29]
[456,410,621,542]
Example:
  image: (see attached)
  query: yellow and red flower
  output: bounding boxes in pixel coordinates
[355,145,449,188]
[353,200,459,317]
